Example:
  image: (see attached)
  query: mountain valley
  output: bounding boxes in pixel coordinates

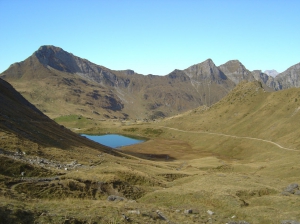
[1,47,300,223]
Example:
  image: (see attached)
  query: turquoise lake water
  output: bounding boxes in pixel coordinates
[81,134,144,148]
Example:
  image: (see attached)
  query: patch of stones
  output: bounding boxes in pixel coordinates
[281,221,300,224]
[227,222,250,224]
[281,183,300,196]
[120,207,252,224]
[107,195,126,202]
[0,148,94,171]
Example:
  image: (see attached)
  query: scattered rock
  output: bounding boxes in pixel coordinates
[127,210,140,215]
[228,221,250,224]
[156,210,169,222]
[107,195,125,201]
[281,191,291,196]
[184,209,193,214]
[284,183,299,193]
[281,220,300,224]
[282,183,299,195]
[207,210,214,215]
[294,190,300,195]
[122,213,130,222]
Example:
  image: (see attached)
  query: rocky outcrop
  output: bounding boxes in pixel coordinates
[218,60,255,84]
[184,59,228,83]
[251,70,277,90]
[281,183,299,195]
[275,63,300,90]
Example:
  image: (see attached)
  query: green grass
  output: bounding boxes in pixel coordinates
[54,114,95,129]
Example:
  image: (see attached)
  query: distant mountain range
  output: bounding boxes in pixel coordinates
[264,70,279,77]
[1,45,299,119]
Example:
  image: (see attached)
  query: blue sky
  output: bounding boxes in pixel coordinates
[0,0,299,75]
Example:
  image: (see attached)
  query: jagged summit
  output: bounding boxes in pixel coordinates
[184,58,228,82]
[35,45,99,74]
[218,60,255,84]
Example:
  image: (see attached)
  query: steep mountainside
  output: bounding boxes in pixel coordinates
[0,77,115,154]
[0,46,235,119]
[253,64,300,91]
[275,63,300,90]
[218,60,255,84]
[218,60,300,91]
[251,70,277,91]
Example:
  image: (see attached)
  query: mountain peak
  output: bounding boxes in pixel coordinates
[218,60,254,84]
[38,45,63,52]
[183,58,229,82]
[34,45,79,73]
[264,69,279,77]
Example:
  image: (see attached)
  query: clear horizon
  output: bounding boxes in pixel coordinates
[0,0,299,75]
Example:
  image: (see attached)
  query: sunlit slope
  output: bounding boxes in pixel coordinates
[162,81,300,150]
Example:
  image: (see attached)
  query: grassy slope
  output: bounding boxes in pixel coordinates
[117,81,300,223]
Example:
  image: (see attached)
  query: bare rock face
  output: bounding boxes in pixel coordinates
[251,70,277,90]
[35,45,121,87]
[275,63,300,90]
[184,59,228,83]
[218,60,255,84]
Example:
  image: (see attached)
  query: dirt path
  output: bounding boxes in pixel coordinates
[160,126,297,151]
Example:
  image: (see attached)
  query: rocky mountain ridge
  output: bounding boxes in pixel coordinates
[1,45,299,119]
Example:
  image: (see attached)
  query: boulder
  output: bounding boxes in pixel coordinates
[294,190,300,195]
[207,210,214,215]
[184,209,193,214]
[284,183,299,193]
[107,195,125,201]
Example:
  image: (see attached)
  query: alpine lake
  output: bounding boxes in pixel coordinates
[81,134,145,148]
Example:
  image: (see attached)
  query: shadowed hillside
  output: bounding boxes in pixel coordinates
[0,77,117,154]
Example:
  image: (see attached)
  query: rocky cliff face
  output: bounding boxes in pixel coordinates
[251,64,300,91]
[274,63,300,90]
[218,60,255,84]
[184,59,228,83]
[251,70,277,91]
